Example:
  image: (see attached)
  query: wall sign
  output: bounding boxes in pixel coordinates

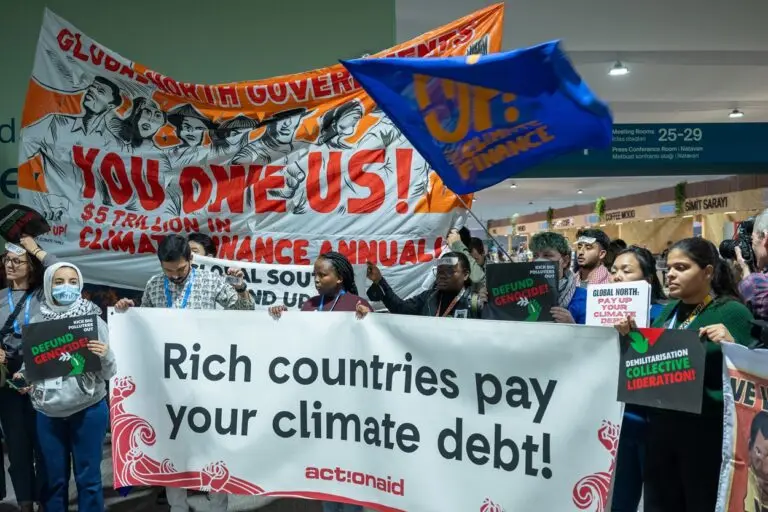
[605,209,636,222]
[684,195,729,213]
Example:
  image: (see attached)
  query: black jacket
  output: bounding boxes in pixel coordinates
[367,278,483,319]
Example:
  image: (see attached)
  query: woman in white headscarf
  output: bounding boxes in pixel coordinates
[14,262,116,512]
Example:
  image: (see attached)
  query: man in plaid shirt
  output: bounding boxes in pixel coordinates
[115,234,253,512]
[737,209,768,320]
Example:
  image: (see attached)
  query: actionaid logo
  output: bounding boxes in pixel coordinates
[480,497,505,512]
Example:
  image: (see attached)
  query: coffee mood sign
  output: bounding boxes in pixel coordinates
[618,328,705,414]
[485,262,558,322]
[22,315,101,381]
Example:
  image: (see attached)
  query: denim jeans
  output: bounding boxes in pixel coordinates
[37,399,109,511]
[322,502,363,512]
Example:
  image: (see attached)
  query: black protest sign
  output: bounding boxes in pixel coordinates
[485,262,558,322]
[22,315,101,382]
[0,204,50,243]
[618,328,705,414]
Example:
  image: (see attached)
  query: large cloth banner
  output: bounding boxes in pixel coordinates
[342,42,612,194]
[18,6,504,296]
[109,309,624,511]
[719,343,768,512]
[191,253,369,310]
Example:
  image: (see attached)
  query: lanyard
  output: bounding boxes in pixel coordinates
[668,294,712,330]
[437,291,462,318]
[164,268,195,309]
[7,289,32,335]
[318,290,345,312]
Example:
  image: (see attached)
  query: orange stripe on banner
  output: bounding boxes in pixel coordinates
[413,172,473,214]
[21,80,83,128]
[18,154,48,193]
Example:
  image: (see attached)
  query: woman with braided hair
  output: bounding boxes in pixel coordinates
[269,251,372,317]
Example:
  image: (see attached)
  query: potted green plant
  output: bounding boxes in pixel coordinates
[674,182,687,215]
[595,197,606,221]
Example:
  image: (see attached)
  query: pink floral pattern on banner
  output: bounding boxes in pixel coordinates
[110,376,264,494]
[572,420,620,512]
[480,497,505,512]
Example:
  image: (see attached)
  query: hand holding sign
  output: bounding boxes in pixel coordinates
[88,340,109,358]
[699,323,735,344]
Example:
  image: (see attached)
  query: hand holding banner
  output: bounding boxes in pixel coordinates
[342,42,612,194]
[108,309,623,511]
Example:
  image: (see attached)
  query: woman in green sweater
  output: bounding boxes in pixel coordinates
[644,237,754,512]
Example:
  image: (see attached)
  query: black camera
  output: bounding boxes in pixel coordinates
[719,218,756,272]
[737,218,757,271]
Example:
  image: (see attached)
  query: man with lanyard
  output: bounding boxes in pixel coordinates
[115,234,253,512]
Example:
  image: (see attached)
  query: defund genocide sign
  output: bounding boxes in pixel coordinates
[22,315,101,381]
[485,262,558,322]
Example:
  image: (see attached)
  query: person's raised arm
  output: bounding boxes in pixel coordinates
[366,263,428,315]
[19,235,57,267]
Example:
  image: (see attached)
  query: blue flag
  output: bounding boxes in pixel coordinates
[342,41,612,194]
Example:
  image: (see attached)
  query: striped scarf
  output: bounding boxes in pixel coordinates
[558,271,577,309]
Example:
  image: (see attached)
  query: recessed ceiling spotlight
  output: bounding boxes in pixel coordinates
[510,183,517,189]
[608,61,629,77]
[729,109,744,119]
[577,189,584,194]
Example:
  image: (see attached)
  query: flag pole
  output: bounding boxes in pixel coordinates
[454,195,514,262]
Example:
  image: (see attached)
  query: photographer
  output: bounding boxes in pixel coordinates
[736,210,768,320]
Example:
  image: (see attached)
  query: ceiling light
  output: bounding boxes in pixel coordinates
[644,219,653,223]
[510,183,517,189]
[683,215,694,218]
[608,61,629,77]
[729,109,744,119]
[599,224,606,227]
[724,211,737,214]
[577,189,584,194]
[616,222,623,226]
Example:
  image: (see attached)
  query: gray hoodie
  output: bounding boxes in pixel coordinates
[19,262,117,417]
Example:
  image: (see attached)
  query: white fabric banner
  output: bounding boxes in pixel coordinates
[109,309,623,511]
[17,8,496,296]
[191,253,369,310]
[718,343,768,512]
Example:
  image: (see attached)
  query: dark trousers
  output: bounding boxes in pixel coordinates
[611,416,646,511]
[643,410,722,512]
[0,385,42,503]
[37,399,109,512]
[0,430,6,500]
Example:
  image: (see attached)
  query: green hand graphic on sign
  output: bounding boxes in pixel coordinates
[68,353,85,376]
[629,331,649,354]
[525,300,542,322]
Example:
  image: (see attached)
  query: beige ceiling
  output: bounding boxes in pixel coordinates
[395,0,765,228]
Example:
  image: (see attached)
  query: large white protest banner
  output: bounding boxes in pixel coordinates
[18,7,502,297]
[718,343,768,512]
[191,254,369,310]
[109,309,623,511]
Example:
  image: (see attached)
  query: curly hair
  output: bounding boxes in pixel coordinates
[529,232,570,256]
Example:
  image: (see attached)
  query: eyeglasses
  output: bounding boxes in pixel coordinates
[2,257,27,268]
